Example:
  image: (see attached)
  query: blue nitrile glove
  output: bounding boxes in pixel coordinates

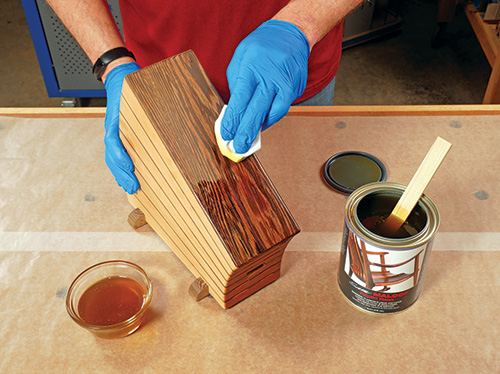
[103,62,141,194]
[220,20,310,154]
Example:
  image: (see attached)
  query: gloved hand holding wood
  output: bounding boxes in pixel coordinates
[103,62,141,194]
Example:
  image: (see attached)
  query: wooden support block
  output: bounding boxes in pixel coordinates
[128,207,148,230]
[119,50,300,309]
[189,277,210,301]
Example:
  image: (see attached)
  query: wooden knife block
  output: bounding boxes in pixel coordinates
[119,51,300,309]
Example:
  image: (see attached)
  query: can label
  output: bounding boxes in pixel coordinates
[338,225,433,313]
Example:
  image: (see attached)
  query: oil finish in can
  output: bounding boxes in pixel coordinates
[338,182,440,313]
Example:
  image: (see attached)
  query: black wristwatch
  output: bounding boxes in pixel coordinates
[92,47,136,82]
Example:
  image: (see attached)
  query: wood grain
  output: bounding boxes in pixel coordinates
[119,50,300,308]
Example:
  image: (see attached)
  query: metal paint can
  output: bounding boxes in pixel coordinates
[338,182,440,313]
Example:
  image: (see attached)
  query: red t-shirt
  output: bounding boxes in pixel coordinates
[118,0,342,103]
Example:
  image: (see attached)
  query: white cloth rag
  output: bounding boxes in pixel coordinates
[214,105,261,162]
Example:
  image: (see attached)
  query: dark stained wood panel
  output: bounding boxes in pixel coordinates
[119,50,300,308]
[122,51,300,266]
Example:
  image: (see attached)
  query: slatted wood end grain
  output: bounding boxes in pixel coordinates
[119,50,300,308]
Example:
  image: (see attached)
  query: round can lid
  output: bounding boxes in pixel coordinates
[323,151,387,194]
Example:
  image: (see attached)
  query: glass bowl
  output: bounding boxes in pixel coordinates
[66,260,153,339]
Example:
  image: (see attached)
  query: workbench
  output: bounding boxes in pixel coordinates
[434,2,500,103]
[0,105,498,373]
[465,3,500,104]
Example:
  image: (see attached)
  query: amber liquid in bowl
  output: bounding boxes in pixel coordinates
[78,276,145,327]
[67,260,152,339]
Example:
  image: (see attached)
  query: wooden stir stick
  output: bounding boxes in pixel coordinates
[382,136,452,233]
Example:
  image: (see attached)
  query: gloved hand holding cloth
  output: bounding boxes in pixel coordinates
[220,20,310,157]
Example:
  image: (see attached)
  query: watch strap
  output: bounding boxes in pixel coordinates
[92,47,136,82]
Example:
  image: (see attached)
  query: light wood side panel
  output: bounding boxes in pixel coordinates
[120,80,236,270]
[127,193,226,306]
[120,96,235,276]
[129,191,228,304]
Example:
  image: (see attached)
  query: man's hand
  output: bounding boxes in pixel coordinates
[103,62,141,194]
[220,20,310,154]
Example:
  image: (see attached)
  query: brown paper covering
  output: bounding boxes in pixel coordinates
[0,111,498,372]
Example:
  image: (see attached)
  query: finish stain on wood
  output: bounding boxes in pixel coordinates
[119,50,300,309]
